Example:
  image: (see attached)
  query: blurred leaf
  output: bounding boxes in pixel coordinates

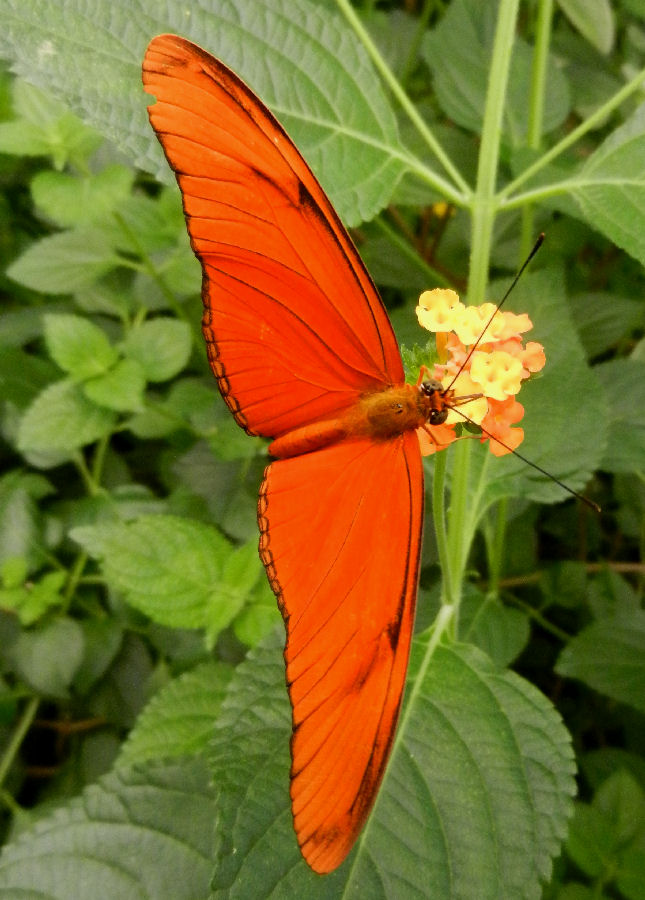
[0,79,101,167]
[123,319,192,382]
[44,313,117,378]
[17,378,116,462]
[569,292,645,359]
[118,660,233,767]
[557,0,615,55]
[0,760,215,898]
[71,515,255,635]
[7,228,119,293]
[594,359,645,474]
[31,165,134,228]
[0,471,51,569]
[210,632,575,896]
[422,0,570,140]
[83,358,146,412]
[0,569,65,626]
[5,617,84,698]
[556,610,645,713]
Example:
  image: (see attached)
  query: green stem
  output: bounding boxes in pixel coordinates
[520,0,553,258]
[485,496,508,595]
[431,450,453,605]
[469,0,520,303]
[334,0,470,196]
[0,697,39,791]
[399,0,435,87]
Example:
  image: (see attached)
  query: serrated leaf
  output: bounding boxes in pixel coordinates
[31,165,134,228]
[83,358,146,412]
[557,0,615,55]
[118,660,233,767]
[210,632,575,896]
[71,515,249,633]
[556,610,645,713]
[569,104,645,268]
[5,617,84,698]
[7,227,119,293]
[123,319,192,382]
[0,760,214,898]
[44,313,117,378]
[17,378,115,462]
[0,0,406,226]
[595,359,645,474]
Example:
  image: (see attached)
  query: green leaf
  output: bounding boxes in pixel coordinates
[557,0,615,55]
[0,760,215,898]
[71,515,251,633]
[422,0,570,141]
[595,359,645,474]
[556,610,645,713]
[210,632,575,895]
[31,165,135,228]
[44,313,117,378]
[83,358,147,412]
[0,569,66,626]
[0,471,51,569]
[569,104,645,268]
[0,79,101,167]
[7,227,119,293]
[17,378,115,463]
[123,319,192,382]
[460,589,530,667]
[569,292,644,359]
[0,0,405,227]
[5,617,84,698]
[566,770,645,887]
[118,660,234,767]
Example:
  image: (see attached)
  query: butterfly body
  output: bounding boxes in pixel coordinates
[268,381,448,457]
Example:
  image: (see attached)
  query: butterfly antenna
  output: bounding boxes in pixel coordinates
[445,233,545,393]
[452,407,600,513]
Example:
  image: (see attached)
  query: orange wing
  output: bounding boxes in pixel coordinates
[258,431,423,873]
[142,35,404,438]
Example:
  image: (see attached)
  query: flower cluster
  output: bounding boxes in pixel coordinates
[415,288,545,456]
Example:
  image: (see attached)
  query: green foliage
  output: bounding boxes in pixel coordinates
[0,0,642,898]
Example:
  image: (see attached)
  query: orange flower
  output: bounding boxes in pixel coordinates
[414,288,544,456]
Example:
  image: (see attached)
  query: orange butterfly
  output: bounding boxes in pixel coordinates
[142,34,457,874]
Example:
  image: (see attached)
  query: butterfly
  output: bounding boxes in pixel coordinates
[142,33,459,874]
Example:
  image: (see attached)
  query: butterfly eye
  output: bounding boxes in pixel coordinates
[420,378,444,396]
[429,408,449,425]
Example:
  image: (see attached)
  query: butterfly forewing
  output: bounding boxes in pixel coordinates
[142,34,404,438]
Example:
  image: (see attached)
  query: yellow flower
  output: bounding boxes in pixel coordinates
[414,286,545,456]
[469,350,524,400]
[416,288,462,333]
[442,372,488,425]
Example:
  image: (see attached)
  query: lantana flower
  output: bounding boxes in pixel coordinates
[415,288,545,456]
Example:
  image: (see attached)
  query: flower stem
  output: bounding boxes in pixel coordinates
[0,697,39,792]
